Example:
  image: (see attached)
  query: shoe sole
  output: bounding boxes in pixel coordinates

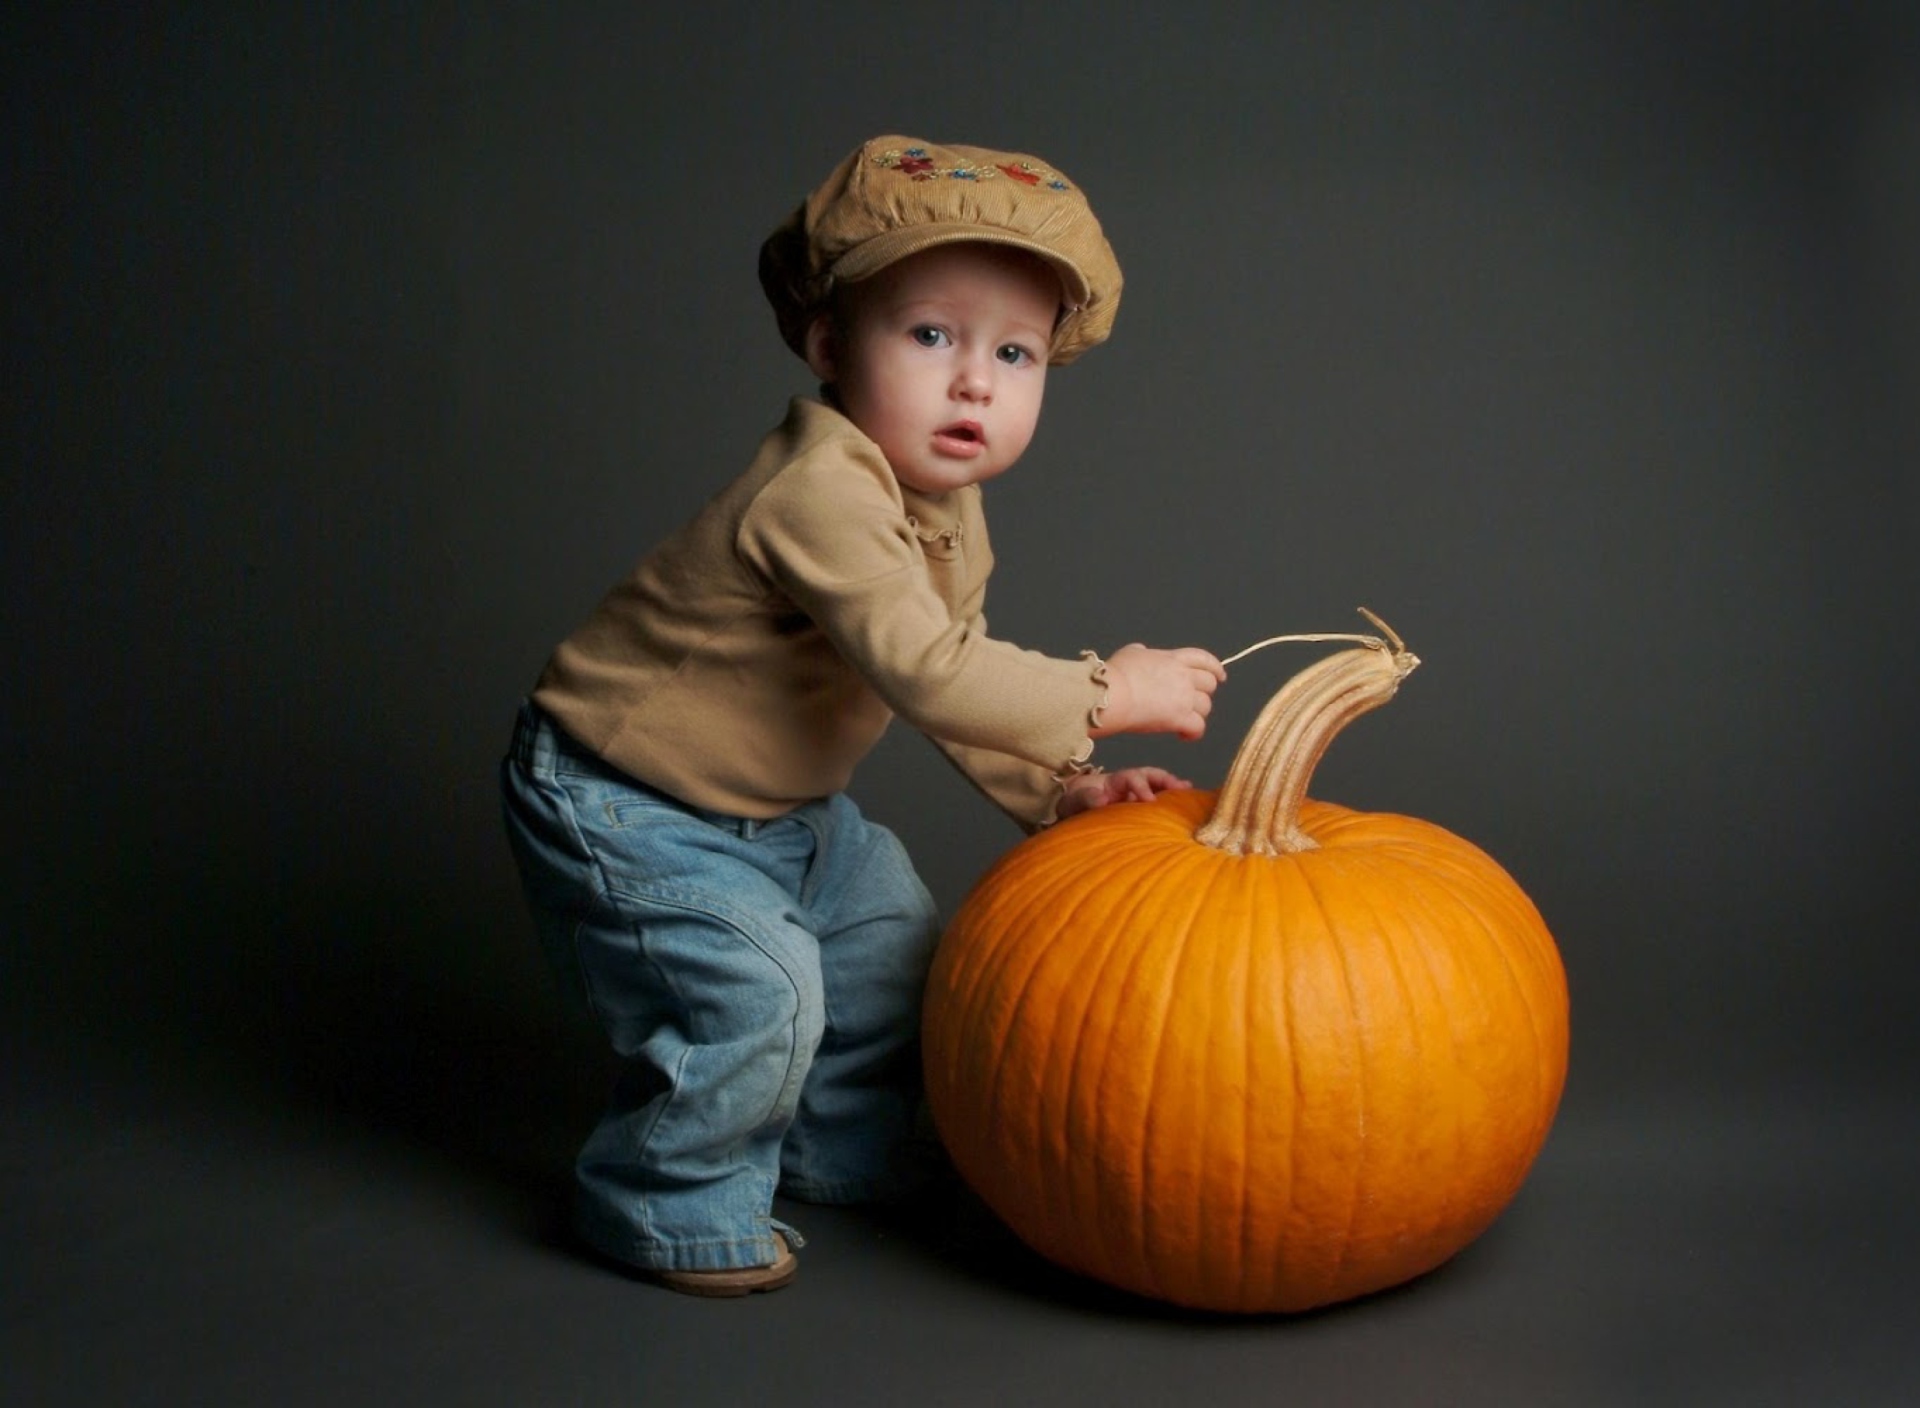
[650,1239,798,1298]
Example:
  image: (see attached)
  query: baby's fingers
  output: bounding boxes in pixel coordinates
[1178,647,1227,681]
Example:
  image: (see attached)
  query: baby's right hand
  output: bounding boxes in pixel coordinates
[1095,644,1226,740]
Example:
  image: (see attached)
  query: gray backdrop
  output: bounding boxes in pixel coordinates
[8,4,1917,1404]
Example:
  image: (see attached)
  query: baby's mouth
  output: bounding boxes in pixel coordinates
[935,420,985,454]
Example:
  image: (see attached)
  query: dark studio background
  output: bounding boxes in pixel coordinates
[6,4,1917,1404]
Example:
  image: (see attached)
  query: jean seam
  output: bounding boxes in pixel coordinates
[608,882,815,1158]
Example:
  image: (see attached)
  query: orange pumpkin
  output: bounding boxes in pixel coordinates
[922,620,1569,1313]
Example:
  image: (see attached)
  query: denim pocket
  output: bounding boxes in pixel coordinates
[604,790,689,831]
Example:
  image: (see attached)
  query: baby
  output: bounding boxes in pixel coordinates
[501,136,1224,1295]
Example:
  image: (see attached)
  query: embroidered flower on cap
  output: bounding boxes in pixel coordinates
[871,146,1072,192]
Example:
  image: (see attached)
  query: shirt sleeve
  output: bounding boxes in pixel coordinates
[737,439,1104,776]
[927,736,1072,832]
[928,607,1108,832]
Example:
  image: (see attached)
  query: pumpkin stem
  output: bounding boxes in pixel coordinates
[1197,609,1420,856]
[1219,605,1407,667]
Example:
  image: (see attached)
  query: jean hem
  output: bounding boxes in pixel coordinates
[575,1206,806,1273]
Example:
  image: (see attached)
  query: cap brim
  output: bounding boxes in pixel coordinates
[830,224,1094,310]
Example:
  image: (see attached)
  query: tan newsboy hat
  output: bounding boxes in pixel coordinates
[759,136,1122,366]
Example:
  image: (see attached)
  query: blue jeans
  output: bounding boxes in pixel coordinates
[500,702,942,1272]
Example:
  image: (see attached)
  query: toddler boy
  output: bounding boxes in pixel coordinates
[502,136,1224,1295]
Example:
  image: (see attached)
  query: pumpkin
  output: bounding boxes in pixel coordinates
[922,616,1568,1313]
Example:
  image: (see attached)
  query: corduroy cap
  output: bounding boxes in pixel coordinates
[759,136,1122,366]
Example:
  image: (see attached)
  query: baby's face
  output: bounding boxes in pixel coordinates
[810,244,1061,495]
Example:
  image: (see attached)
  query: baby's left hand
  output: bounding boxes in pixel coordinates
[1058,766,1192,821]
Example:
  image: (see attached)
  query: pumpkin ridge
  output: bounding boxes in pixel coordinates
[1441,851,1563,1018]
[1044,833,1175,1252]
[1273,857,1334,1302]
[931,869,1029,1135]
[1244,860,1304,1304]
[1222,859,1266,1304]
[1186,849,1264,1302]
[1186,853,1251,1300]
[1022,854,1126,1233]
[1349,835,1555,990]
[1051,839,1197,1265]
[1456,876,1565,1164]
[1326,847,1465,1258]
[1369,838,1565,1101]
[1105,841,1221,1290]
[1293,852,1373,1299]
[1381,859,1476,1241]
[1234,863,1261,1307]
[1211,856,1289,1305]
[1131,847,1241,1300]
[933,848,1079,1196]
[1274,864,1306,1301]
[1006,829,1198,1244]
[944,839,1105,1050]
[967,849,1119,1229]
[1372,847,1563,1207]
[933,814,1231,1220]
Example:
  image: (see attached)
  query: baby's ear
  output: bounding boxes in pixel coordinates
[803,313,838,383]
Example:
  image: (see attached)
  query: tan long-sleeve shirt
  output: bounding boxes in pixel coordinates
[531,397,1106,830]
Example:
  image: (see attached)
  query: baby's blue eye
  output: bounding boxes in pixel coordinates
[997,344,1034,366]
[911,326,950,348]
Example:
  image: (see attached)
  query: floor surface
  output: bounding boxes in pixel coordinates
[6,992,1915,1408]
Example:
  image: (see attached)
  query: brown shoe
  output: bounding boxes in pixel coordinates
[651,1233,797,1298]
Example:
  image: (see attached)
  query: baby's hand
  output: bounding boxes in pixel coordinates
[1058,766,1193,820]
[1094,644,1226,740]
